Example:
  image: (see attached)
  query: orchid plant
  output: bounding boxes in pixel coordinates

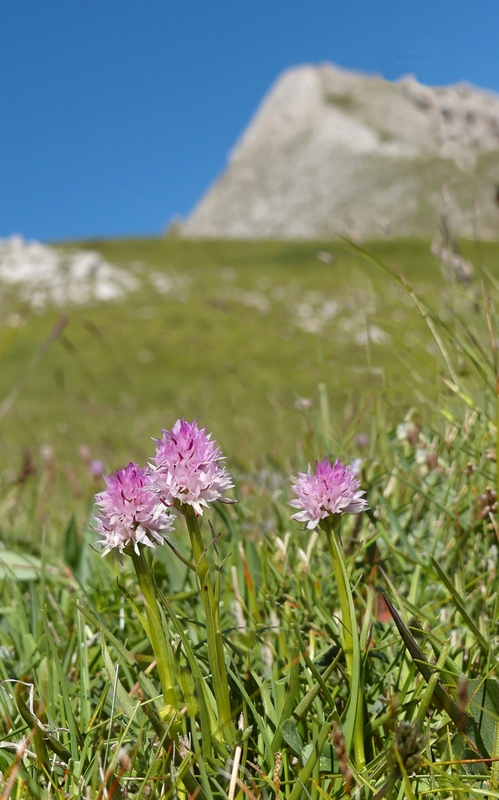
[95,420,369,771]
[291,457,369,771]
[95,420,235,745]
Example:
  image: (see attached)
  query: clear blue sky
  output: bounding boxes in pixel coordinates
[1,1,498,242]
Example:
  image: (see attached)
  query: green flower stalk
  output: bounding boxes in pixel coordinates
[290,456,368,771]
[323,516,365,770]
[130,546,179,719]
[183,505,234,744]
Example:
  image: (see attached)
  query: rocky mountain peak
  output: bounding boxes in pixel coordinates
[181,63,499,240]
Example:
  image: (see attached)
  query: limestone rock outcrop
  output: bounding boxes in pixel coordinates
[181,63,499,239]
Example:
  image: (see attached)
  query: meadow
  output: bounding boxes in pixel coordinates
[0,236,498,798]
[0,236,494,528]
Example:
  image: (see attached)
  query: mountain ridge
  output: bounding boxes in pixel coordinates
[181,63,499,240]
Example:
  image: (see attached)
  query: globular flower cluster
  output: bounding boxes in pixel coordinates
[95,420,234,555]
[95,463,175,555]
[96,420,367,554]
[290,457,368,530]
[150,419,234,515]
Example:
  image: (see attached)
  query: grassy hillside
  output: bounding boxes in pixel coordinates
[0,236,495,527]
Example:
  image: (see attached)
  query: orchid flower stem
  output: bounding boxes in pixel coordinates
[324,519,365,772]
[183,505,234,746]
[131,547,179,722]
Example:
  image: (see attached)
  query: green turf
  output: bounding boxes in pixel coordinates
[1,237,499,797]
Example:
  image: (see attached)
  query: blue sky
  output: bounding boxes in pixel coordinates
[1,1,498,242]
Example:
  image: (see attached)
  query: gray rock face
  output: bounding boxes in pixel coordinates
[181,63,499,239]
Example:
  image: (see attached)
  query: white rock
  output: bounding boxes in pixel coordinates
[0,236,139,309]
[182,63,499,240]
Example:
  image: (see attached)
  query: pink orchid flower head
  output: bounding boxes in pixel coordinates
[290,457,368,530]
[95,462,175,555]
[150,419,233,515]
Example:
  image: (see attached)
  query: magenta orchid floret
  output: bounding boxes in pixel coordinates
[150,419,233,515]
[95,462,175,555]
[290,457,368,530]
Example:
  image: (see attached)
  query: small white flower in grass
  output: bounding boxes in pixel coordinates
[95,462,175,555]
[349,458,362,476]
[150,419,233,515]
[290,457,368,530]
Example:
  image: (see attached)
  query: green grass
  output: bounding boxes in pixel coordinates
[0,235,497,532]
[1,237,499,797]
